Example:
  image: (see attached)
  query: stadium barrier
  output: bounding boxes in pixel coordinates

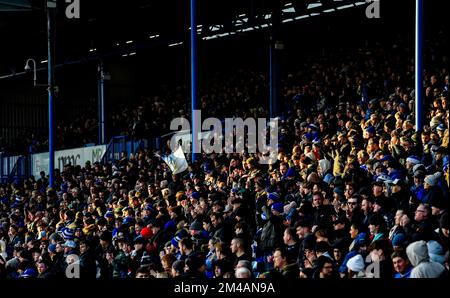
[30,144,107,179]
[101,136,147,164]
[0,153,28,184]
[1,135,146,183]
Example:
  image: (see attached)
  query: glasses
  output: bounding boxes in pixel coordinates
[415,209,426,213]
[347,202,358,205]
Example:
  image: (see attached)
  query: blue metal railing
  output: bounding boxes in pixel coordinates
[1,135,149,185]
[1,153,29,184]
[101,136,147,164]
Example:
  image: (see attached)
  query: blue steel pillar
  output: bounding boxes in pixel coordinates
[47,2,55,187]
[269,7,283,118]
[269,40,282,118]
[190,0,199,162]
[415,0,424,131]
[98,61,106,145]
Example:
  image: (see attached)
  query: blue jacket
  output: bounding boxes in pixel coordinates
[339,233,367,274]
[394,266,412,278]
[411,184,426,203]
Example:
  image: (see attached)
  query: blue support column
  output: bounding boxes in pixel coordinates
[98,61,106,144]
[269,39,283,119]
[269,40,280,118]
[415,0,424,132]
[269,7,282,119]
[190,0,199,162]
[269,41,274,118]
[47,4,55,187]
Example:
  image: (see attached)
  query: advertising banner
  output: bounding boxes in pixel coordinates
[31,145,106,178]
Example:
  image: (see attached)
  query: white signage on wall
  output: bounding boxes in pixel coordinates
[31,145,106,178]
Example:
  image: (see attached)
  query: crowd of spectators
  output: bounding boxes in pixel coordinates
[0,31,449,279]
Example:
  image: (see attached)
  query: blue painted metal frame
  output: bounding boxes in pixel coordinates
[101,136,146,164]
[415,0,424,132]
[48,5,56,187]
[190,0,199,162]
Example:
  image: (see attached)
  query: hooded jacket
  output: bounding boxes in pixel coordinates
[406,240,445,278]
[318,159,334,184]
[259,206,284,253]
[339,233,368,274]
[426,240,446,265]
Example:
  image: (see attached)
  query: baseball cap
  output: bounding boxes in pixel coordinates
[63,240,77,248]
[388,178,403,186]
[372,181,384,187]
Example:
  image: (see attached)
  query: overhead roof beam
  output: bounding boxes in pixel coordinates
[0,0,32,11]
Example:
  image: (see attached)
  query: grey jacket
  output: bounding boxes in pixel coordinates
[406,240,445,278]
